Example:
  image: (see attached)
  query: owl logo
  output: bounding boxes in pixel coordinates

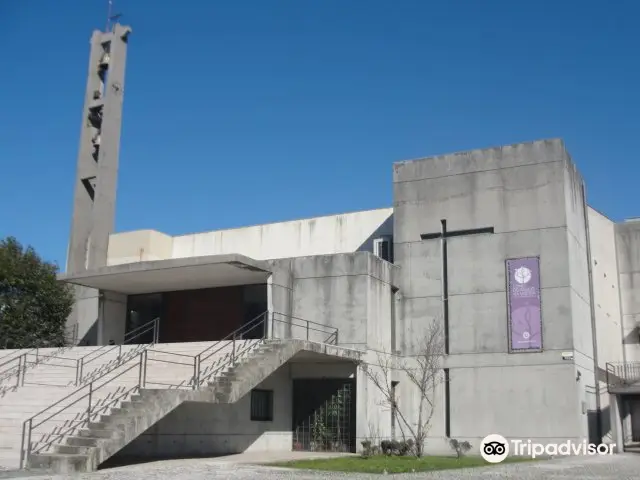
[514,266,532,284]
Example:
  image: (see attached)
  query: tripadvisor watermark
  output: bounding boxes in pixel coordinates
[480,434,615,463]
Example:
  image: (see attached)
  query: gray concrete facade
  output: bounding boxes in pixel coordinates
[615,220,640,362]
[66,23,132,344]
[392,139,608,450]
[56,137,640,464]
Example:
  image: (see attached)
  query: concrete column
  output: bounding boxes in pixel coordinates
[98,291,128,345]
[267,262,293,340]
[72,286,100,345]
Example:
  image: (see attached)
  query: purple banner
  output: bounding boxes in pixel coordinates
[506,257,542,351]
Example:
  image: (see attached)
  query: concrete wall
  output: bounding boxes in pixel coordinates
[119,364,293,457]
[72,286,100,345]
[118,361,365,458]
[393,139,586,448]
[563,158,595,443]
[107,230,173,266]
[588,208,625,441]
[99,291,128,345]
[616,220,640,362]
[171,208,393,261]
[270,252,397,352]
[106,208,394,266]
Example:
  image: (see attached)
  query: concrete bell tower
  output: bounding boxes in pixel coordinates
[66,16,132,344]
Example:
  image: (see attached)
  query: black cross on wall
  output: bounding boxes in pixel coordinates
[421,219,494,439]
[420,219,495,355]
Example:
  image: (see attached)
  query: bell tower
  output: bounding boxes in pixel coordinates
[66,11,132,344]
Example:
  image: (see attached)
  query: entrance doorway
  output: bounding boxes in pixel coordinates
[124,284,268,344]
[126,293,162,344]
[292,379,356,453]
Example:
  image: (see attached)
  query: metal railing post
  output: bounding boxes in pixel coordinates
[154,318,160,344]
[16,355,22,388]
[142,350,148,388]
[20,418,33,467]
[306,321,309,341]
[19,420,26,468]
[232,333,236,362]
[20,353,26,386]
[193,356,200,390]
[118,344,122,361]
[35,348,39,364]
[271,312,275,340]
[87,382,93,426]
[138,352,144,387]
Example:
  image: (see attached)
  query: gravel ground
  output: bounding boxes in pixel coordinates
[1,453,640,480]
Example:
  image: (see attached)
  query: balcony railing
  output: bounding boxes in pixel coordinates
[606,362,640,391]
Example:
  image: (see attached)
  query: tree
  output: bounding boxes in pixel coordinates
[361,320,445,457]
[0,237,74,349]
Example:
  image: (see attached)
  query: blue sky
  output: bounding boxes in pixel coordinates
[0,0,638,268]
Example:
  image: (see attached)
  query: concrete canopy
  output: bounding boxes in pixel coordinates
[58,254,272,295]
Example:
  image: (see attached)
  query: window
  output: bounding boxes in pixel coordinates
[391,381,399,437]
[373,236,393,263]
[250,389,274,421]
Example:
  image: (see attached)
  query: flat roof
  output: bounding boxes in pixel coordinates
[58,254,271,295]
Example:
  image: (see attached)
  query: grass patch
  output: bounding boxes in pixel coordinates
[270,455,534,474]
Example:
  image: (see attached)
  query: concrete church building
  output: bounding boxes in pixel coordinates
[61,136,640,459]
[3,21,640,473]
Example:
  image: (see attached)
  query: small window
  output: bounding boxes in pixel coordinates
[391,381,399,435]
[250,389,273,421]
[373,237,393,263]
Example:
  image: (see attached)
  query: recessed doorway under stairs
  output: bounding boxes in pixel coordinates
[292,379,356,453]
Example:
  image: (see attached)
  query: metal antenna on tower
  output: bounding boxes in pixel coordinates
[105,0,123,33]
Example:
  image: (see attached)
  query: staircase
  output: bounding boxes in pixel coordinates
[28,339,359,473]
[1,319,158,396]
[15,314,355,473]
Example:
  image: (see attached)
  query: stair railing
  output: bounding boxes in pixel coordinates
[141,311,269,391]
[19,318,161,469]
[0,323,78,387]
[19,312,339,468]
[606,361,640,391]
[269,312,339,345]
[20,355,146,468]
[75,317,160,385]
[0,325,81,387]
[142,311,340,389]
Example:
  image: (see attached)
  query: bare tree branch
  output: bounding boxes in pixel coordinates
[361,319,445,457]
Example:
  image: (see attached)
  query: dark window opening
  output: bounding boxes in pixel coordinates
[251,389,274,421]
[444,369,450,437]
[391,380,399,437]
[374,237,394,263]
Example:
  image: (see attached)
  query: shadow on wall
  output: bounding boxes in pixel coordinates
[106,400,288,466]
[588,406,610,445]
[623,327,640,345]
[102,430,272,468]
[98,450,266,470]
[78,320,98,346]
[356,214,394,253]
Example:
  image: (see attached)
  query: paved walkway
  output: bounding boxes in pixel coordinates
[2,453,640,479]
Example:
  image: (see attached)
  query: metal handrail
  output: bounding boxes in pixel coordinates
[20,311,339,468]
[606,361,640,391]
[20,318,161,468]
[270,311,339,344]
[20,357,144,466]
[0,323,79,384]
[75,318,159,385]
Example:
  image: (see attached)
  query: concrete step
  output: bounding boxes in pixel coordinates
[28,452,90,473]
